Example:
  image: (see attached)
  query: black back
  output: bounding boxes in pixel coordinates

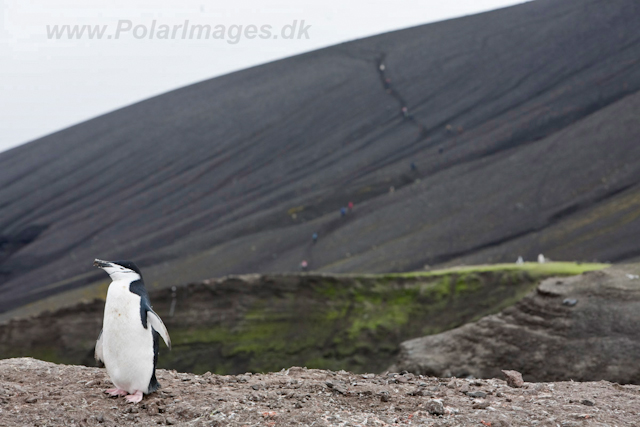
[129,278,152,329]
[147,329,160,393]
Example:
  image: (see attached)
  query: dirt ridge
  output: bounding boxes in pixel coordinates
[394,264,640,384]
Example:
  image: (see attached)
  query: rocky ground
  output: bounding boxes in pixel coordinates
[1,358,638,426]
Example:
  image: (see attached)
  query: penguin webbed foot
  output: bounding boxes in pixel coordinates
[105,388,128,397]
[125,390,144,403]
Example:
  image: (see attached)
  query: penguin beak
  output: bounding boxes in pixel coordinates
[93,259,112,269]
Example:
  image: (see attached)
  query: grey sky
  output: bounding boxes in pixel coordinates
[1,0,530,153]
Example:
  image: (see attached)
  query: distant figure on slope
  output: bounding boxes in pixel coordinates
[348,201,354,211]
[312,233,318,244]
[516,256,524,265]
[340,207,347,217]
[538,254,546,264]
[411,162,417,171]
[300,260,308,271]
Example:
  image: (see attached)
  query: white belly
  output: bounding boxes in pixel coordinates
[102,280,154,394]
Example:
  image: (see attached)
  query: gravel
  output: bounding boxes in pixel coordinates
[1,358,639,426]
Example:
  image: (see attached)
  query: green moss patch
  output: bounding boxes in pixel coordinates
[158,262,606,374]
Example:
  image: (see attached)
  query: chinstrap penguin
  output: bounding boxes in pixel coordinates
[94,259,171,403]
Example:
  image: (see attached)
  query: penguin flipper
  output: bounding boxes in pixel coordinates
[147,310,171,350]
[95,329,104,363]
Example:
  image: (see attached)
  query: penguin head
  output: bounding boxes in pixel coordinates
[94,259,142,282]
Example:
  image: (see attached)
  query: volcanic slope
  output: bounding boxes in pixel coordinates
[2,0,640,312]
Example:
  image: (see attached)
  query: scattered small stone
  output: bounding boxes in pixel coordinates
[294,401,303,409]
[472,400,491,409]
[146,404,160,416]
[424,399,445,416]
[466,391,487,398]
[251,384,260,390]
[502,370,525,388]
[575,414,594,419]
[379,391,390,402]
[25,396,38,403]
[563,299,578,307]
[165,416,177,425]
[581,399,595,406]
[96,414,105,423]
[532,383,547,392]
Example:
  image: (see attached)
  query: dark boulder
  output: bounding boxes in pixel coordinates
[393,265,640,384]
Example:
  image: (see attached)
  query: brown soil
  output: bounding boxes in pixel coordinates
[1,358,638,426]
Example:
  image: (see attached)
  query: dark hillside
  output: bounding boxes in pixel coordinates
[1,0,640,312]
